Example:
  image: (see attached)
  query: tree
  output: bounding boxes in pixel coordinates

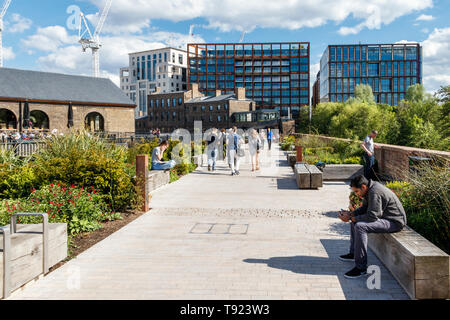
[353,84,375,104]
[435,85,450,103]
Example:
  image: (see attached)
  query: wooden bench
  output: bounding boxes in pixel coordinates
[322,164,364,181]
[1,222,67,299]
[368,226,449,299]
[294,164,323,189]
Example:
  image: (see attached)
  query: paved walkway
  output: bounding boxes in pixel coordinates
[9,144,409,300]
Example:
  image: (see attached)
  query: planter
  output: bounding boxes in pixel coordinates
[322,164,364,181]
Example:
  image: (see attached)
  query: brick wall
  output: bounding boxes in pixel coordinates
[293,133,450,179]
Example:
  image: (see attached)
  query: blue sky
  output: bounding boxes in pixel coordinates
[2,0,449,93]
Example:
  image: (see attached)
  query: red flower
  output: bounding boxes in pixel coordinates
[31,188,36,193]
[50,201,55,205]
[71,184,75,189]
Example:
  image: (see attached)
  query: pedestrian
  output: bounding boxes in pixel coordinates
[249,129,262,172]
[206,128,219,172]
[338,175,406,278]
[151,140,176,171]
[266,127,273,151]
[361,130,378,180]
[227,127,243,176]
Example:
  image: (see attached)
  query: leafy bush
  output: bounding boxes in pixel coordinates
[0,184,121,235]
[280,135,296,151]
[343,157,363,164]
[32,131,135,211]
[385,159,449,254]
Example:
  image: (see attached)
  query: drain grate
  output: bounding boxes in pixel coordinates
[189,223,249,235]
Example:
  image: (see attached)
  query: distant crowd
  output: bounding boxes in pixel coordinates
[0,129,63,143]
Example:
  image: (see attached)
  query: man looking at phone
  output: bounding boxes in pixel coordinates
[338,175,407,279]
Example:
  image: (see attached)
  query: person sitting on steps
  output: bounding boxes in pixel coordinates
[338,175,407,279]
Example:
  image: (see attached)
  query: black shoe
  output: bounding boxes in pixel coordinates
[344,267,367,279]
[339,253,355,262]
[208,165,211,171]
[235,170,240,175]
[231,172,235,176]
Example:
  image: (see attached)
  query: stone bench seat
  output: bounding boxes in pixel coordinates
[148,170,170,193]
[368,226,449,299]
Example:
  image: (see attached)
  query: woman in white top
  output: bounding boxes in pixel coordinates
[249,129,262,172]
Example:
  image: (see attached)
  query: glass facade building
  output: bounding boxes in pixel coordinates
[319,43,422,106]
[187,42,310,118]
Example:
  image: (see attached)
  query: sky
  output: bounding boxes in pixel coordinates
[2,0,450,94]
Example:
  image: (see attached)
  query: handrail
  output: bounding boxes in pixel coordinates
[0,226,11,299]
[10,213,49,274]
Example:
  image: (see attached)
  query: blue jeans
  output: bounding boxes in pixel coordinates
[363,153,375,179]
[152,160,176,170]
[208,149,217,170]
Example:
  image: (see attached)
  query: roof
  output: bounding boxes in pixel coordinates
[0,68,135,107]
[186,94,252,104]
[129,47,187,56]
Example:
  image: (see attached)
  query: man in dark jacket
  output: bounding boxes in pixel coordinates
[338,175,407,278]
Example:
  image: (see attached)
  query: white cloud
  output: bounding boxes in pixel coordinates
[416,14,434,21]
[84,0,433,36]
[5,13,32,33]
[421,28,450,93]
[24,24,205,86]
[22,26,78,52]
[3,47,15,60]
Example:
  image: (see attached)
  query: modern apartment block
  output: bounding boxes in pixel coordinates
[187,42,310,119]
[317,43,422,106]
[120,47,188,118]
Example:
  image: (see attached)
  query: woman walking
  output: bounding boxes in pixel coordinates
[249,129,262,172]
[207,128,219,171]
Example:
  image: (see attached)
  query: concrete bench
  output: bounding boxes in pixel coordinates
[147,170,170,193]
[1,223,67,299]
[322,164,364,181]
[368,226,449,299]
[294,164,323,189]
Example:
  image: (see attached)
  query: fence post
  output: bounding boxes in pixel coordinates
[136,154,150,212]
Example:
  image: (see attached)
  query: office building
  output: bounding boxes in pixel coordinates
[120,47,188,118]
[187,42,310,119]
[318,43,422,106]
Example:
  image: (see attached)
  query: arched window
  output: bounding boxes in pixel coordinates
[85,112,105,132]
[30,110,50,130]
[0,109,17,130]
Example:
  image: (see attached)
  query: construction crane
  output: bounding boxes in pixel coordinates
[78,0,112,77]
[239,30,246,43]
[0,0,12,67]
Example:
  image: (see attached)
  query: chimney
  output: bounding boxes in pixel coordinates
[189,83,201,98]
[215,89,222,97]
[234,87,246,100]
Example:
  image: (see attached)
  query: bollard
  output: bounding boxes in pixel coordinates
[296,145,303,163]
[136,154,150,212]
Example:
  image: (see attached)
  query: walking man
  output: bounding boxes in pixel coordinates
[361,130,378,179]
[266,128,273,151]
[338,175,407,278]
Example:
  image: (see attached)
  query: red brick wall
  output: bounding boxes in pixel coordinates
[293,134,450,179]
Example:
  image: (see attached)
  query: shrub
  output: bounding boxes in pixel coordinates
[0,184,121,235]
[343,157,363,164]
[32,131,135,211]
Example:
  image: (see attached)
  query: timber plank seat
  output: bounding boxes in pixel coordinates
[294,164,323,189]
[1,223,67,299]
[368,227,449,299]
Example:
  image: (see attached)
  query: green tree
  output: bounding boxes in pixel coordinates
[435,85,450,103]
[352,84,376,104]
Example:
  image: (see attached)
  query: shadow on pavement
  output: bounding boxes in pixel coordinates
[243,239,405,300]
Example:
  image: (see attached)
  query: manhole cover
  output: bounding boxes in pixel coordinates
[189,223,249,235]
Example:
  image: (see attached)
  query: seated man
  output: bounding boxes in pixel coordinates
[338,175,407,279]
[151,140,176,171]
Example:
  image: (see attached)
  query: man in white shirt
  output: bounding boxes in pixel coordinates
[151,140,176,170]
[361,130,378,179]
[227,127,243,176]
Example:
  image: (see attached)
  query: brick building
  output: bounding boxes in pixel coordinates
[0,68,136,134]
[136,84,255,133]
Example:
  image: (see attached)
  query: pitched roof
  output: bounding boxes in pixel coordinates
[186,93,252,104]
[0,68,135,107]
